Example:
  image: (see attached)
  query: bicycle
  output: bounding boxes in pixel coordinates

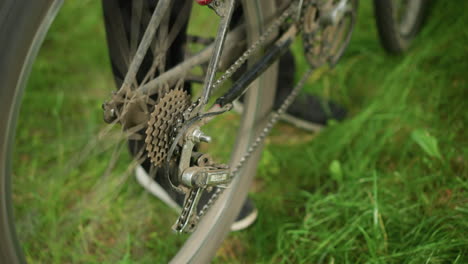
[0,0,426,262]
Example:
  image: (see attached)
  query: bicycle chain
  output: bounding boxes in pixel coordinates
[173,67,314,232]
[195,67,313,225]
[210,3,299,93]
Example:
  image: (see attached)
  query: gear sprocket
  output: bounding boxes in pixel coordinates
[145,89,191,167]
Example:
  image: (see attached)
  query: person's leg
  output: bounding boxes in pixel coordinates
[275,51,347,130]
[234,49,347,132]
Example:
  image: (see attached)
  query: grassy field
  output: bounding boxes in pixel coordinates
[13,0,467,263]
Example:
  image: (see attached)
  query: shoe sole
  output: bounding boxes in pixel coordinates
[135,165,257,231]
[230,208,258,232]
[232,100,323,132]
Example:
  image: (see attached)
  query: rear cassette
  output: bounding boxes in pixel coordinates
[145,89,191,167]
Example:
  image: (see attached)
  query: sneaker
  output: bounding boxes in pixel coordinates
[233,50,347,132]
[135,164,258,231]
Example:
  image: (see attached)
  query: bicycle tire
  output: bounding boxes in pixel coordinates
[0,0,278,263]
[373,0,427,54]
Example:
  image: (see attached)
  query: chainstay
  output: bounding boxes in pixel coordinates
[195,67,314,224]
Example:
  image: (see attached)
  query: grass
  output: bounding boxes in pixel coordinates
[12,0,467,263]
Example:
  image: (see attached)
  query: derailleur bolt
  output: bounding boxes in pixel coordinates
[191,128,212,143]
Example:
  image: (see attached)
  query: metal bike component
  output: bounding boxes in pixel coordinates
[209,3,298,95]
[145,89,191,167]
[169,1,326,233]
[177,126,212,178]
[169,122,222,232]
[121,0,171,91]
[178,133,196,177]
[195,67,315,226]
[302,0,357,67]
[215,26,297,107]
[139,4,297,98]
[208,0,230,17]
[181,167,203,188]
[129,0,338,233]
[1,0,292,262]
[296,0,305,21]
[173,187,204,232]
[139,25,246,96]
[173,66,315,234]
[200,0,237,107]
[196,153,214,167]
[102,0,171,123]
[189,128,212,143]
[173,124,221,233]
[322,0,350,26]
[163,104,232,180]
[101,2,295,128]
[181,166,230,188]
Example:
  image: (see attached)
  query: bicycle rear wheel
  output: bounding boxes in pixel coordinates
[0,0,278,262]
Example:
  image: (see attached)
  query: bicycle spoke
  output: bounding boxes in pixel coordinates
[164,0,193,55]
[130,0,144,59]
[104,1,132,74]
[140,25,246,95]
[120,0,171,92]
[154,4,170,74]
